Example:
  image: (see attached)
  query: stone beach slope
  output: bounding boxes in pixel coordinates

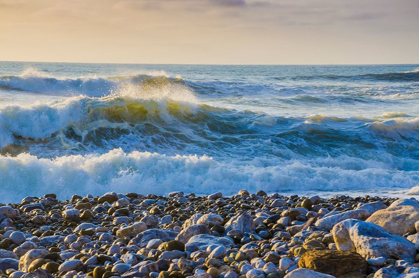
[0,191,418,278]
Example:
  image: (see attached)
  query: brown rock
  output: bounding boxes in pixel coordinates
[298,249,367,277]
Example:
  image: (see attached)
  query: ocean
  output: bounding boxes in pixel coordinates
[0,62,418,202]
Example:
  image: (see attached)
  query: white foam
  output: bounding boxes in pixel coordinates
[0,149,417,203]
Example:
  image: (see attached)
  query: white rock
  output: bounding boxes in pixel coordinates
[176,224,210,243]
[262,262,277,274]
[209,246,227,259]
[315,209,370,231]
[58,259,83,272]
[246,269,265,278]
[279,257,295,272]
[367,199,419,236]
[197,214,224,227]
[333,219,416,262]
[74,223,98,233]
[224,212,255,234]
[9,232,26,246]
[108,244,121,255]
[18,248,48,272]
[368,256,387,266]
[284,268,335,278]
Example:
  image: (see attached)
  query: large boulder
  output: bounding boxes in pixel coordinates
[298,249,367,277]
[224,212,254,234]
[332,219,416,262]
[367,199,419,236]
[356,201,387,216]
[315,209,370,231]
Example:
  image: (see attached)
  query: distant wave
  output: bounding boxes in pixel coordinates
[280,70,419,82]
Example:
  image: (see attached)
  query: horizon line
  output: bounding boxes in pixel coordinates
[1,59,419,67]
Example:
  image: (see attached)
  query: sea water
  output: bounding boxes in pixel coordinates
[0,62,418,202]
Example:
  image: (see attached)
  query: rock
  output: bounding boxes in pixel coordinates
[98,192,118,203]
[58,259,83,272]
[161,240,185,251]
[0,258,19,272]
[73,223,98,233]
[185,234,234,252]
[356,201,387,216]
[121,253,137,265]
[160,250,185,260]
[112,263,131,274]
[9,231,26,245]
[62,209,80,222]
[332,219,416,262]
[367,199,419,236]
[141,215,159,228]
[147,239,163,249]
[20,269,53,278]
[302,199,313,210]
[284,269,335,278]
[298,249,367,277]
[138,262,159,274]
[0,206,18,218]
[13,241,37,257]
[197,214,224,227]
[131,229,178,247]
[0,249,18,259]
[279,258,295,272]
[176,224,211,243]
[208,192,222,200]
[116,222,147,238]
[93,266,106,278]
[368,257,387,267]
[246,268,265,278]
[224,212,255,234]
[315,209,370,231]
[19,249,48,272]
[209,246,227,259]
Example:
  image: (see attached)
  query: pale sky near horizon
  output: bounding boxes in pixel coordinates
[0,0,418,65]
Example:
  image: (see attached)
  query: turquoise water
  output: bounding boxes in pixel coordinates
[0,62,418,201]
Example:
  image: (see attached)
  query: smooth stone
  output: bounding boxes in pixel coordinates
[0,206,18,218]
[0,249,18,259]
[58,259,83,272]
[356,201,388,216]
[162,240,185,251]
[160,250,185,260]
[147,239,164,249]
[185,234,234,252]
[246,268,265,278]
[131,229,178,247]
[368,256,387,266]
[176,224,211,243]
[284,269,335,278]
[73,223,98,233]
[278,258,295,272]
[209,246,227,259]
[367,199,419,236]
[333,219,416,262]
[315,209,370,231]
[121,253,137,265]
[197,214,224,227]
[0,258,19,272]
[112,263,131,274]
[62,209,80,222]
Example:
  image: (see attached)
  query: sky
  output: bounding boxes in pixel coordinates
[0,0,418,65]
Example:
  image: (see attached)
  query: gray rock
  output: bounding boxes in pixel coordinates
[208,192,222,200]
[146,239,163,249]
[0,258,19,272]
[224,212,254,234]
[209,246,227,259]
[121,253,137,265]
[185,234,234,252]
[0,206,18,218]
[367,199,419,236]
[138,262,159,274]
[176,224,211,243]
[315,209,370,231]
[131,229,178,247]
[141,215,159,228]
[159,250,185,260]
[73,223,98,233]
[246,269,265,278]
[333,219,416,262]
[357,201,387,216]
[284,269,335,278]
[0,249,18,259]
[62,209,80,222]
[112,263,131,274]
[196,214,224,227]
[58,259,83,272]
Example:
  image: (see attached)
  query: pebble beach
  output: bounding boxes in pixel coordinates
[0,191,417,278]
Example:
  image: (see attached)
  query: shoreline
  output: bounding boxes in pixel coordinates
[0,191,417,278]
